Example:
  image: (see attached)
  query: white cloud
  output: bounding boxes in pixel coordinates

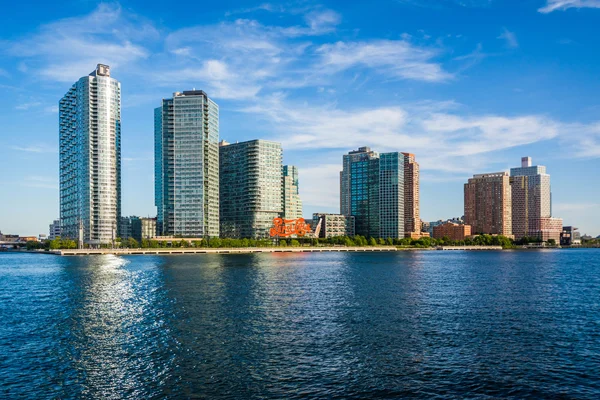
[243,95,560,159]
[15,102,42,110]
[539,0,600,13]
[316,40,452,82]
[9,4,154,82]
[11,144,57,153]
[298,164,341,209]
[20,176,58,190]
[497,28,518,48]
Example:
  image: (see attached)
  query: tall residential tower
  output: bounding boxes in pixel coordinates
[59,64,121,246]
[283,165,303,219]
[464,172,512,236]
[155,90,220,237]
[340,147,421,239]
[510,157,562,242]
[219,140,283,239]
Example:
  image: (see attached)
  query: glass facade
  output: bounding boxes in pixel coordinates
[340,147,409,239]
[155,90,220,238]
[283,165,303,219]
[219,140,283,239]
[59,64,121,246]
[379,153,404,239]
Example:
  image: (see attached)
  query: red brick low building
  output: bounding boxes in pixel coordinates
[433,222,472,241]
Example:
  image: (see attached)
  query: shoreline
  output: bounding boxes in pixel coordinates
[16,245,508,256]
[7,246,597,257]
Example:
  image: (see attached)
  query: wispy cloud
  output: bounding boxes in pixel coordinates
[539,0,600,13]
[9,4,156,82]
[316,40,452,82]
[15,102,42,110]
[497,28,518,48]
[243,95,561,158]
[11,144,57,153]
[20,176,58,190]
[0,68,9,78]
[396,0,492,8]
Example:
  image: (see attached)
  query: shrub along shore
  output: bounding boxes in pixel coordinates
[25,234,541,251]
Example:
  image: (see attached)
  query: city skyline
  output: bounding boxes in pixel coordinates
[1,1,600,236]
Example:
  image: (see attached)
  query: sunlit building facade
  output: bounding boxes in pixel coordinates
[59,64,121,246]
[283,165,303,219]
[340,147,418,239]
[402,152,422,238]
[312,213,355,238]
[464,172,512,236]
[510,157,562,242]
[379,152,405,239]
[219,139,283,239]
[155,90,220,238]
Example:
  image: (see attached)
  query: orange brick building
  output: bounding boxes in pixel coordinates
[432,222,472,241]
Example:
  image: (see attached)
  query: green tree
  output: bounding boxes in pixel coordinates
[368,238,377,246]
[126,237,139,248]
[290,239,300,247]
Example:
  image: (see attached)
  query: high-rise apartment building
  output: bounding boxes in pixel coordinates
[510,157,562,242]
[59,64,121,246]
[155,90,219,238]
[283,165,303,219]
[402,152,422,238]
[379,152,405,239]
[464,172,512,236]
[340,147,419,239]
[340,147,381,237]
[219,139,283,239]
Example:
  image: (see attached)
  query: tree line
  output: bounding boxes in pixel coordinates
[30,234,525,250]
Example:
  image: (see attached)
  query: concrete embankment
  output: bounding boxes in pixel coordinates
[50,247,398,256]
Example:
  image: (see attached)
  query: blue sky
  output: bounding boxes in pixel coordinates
[1,0,600,236]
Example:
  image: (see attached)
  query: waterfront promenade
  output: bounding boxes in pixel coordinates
[40,246,504,256]
[50,246,399,256]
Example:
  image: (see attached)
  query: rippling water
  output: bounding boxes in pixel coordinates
[1,250,600,399]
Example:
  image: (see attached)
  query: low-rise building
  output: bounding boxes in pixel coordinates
[561,226,581,246]
[119,216,133,240]
[49,219,61,240]
[531,217,563,243]
[312,213,355,238]
[132,217,157,242]
[432,222,472,241]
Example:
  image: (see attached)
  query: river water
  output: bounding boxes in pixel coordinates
[1,250,599,399]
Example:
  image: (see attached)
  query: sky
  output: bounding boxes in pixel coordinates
[1,0,600,237]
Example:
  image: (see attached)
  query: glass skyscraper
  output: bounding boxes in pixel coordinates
[340,147,412,239]
[283,165,303,219]
[219,139,283,239]
[59,64,121,246]
[379,152,405,239]
[155,90,220,238]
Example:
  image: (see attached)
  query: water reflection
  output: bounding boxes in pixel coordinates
[2,250,600,398]
[58,255,172,399]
